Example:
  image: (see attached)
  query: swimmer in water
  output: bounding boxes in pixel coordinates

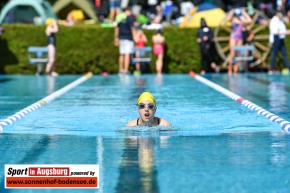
[126,92,171,127]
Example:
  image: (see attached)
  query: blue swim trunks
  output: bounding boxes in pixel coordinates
[110,0,120,9]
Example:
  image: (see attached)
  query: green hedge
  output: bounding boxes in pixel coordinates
[0,24,288,74]
[0,24,205,74]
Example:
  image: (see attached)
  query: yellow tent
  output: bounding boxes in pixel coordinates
[180,6,226,28]
[53,0,97,21]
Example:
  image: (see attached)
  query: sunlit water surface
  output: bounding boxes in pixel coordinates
[0,74,290,193]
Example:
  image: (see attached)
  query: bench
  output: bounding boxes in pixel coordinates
[131,46,152,65]
[28,46,48,74]
[233,45,254,72]
[233,45,254,61]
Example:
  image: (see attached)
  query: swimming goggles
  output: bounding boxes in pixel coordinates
[137,103,155,110]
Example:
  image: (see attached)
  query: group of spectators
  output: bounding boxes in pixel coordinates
[113,6,290,75]
[114,7,166,75]
[247,0,290,20]
[197,3,290,75]
[108,0,194,27]
[4,0,290,75]
[107,0,290,28]
[225,5,290,75]
[111,0,290,75]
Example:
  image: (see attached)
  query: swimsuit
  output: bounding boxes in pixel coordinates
[153,44,164,55]
[47,33,56,46]
[136,35,146,48]
[136,117,160,126]
[230,22,243,42]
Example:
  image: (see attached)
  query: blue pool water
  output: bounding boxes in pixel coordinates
[1,73,290,193]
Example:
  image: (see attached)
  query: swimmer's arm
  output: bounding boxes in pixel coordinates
[131,27,137,43]
[226,9,234,21]
[126,119,137,127]
[247,29,254,41]
[51,20,59,33]
[161,36,165,43]
[242,9,252,24]
[160,118,171,126]
[46,21,58,35]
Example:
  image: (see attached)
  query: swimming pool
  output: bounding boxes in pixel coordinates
[1,73,290,193]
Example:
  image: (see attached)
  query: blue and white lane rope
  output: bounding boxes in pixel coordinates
[0,72,93,133]
[189,71,290,133]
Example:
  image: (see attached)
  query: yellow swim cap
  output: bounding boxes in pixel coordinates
[138,92,156,105]
[45,18,54,26]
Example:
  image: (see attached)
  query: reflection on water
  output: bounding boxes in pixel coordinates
[1,131,290,192]
[112,132,290,192]
[47,75,56,94]
[228,133,255,165]
[116,137,159,193]
[118,74,130,86]
[270,132,288,166]
[268,81,287,113]
[228,74,242,94]
[0,77,12,83]
[1,74,290,193]
[154,74,163,86]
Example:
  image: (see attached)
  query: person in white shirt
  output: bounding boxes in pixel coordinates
[269,10,290,73]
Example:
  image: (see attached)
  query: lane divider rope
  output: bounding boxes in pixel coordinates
[0,72,93,133]
[189,71,290,133]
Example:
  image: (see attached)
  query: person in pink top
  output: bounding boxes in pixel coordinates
[226,7,252,74]
[152,29,165,74]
